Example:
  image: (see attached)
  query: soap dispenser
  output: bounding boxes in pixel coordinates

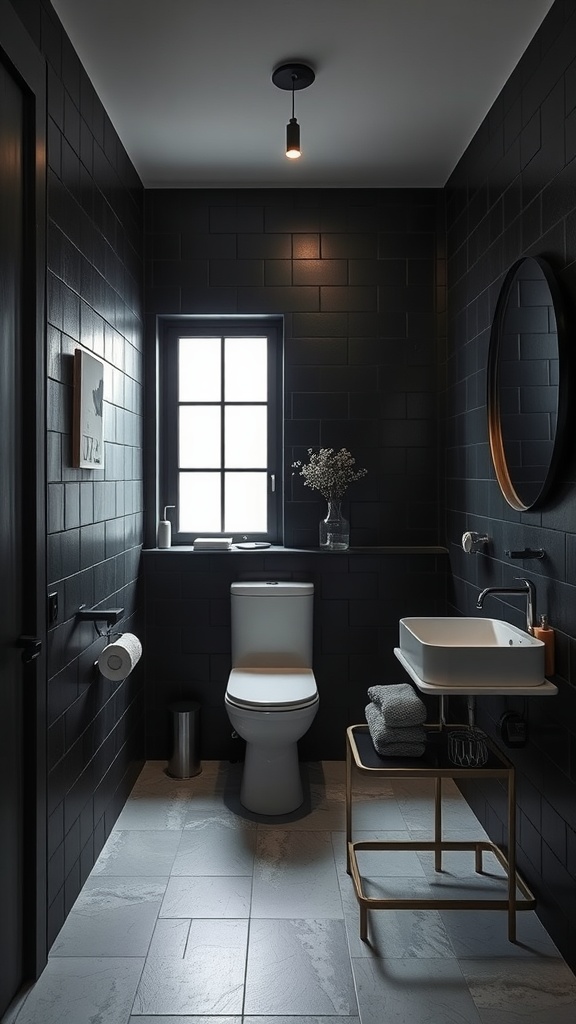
[533,614,555,676]
[158,505,175,548]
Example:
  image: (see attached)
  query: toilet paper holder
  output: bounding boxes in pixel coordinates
[77,605,124,637]
[461,531,489,554]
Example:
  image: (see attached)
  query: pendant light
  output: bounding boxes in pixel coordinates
[272,62,315,159]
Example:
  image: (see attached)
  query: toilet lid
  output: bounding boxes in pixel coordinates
[226,668,318,709]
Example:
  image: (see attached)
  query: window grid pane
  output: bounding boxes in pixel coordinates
[179,406,221,468]
[224,337,267,401]
[179,337,221,401]
[224,405,267,468]
[224,472,268,532]
[179,472,222,533]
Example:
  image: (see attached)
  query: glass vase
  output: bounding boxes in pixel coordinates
[319,500,349,550]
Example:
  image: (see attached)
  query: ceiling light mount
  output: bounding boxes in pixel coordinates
[272,62,315,160]
[271,63,316,93]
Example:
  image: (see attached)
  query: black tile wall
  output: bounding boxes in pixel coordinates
[444,0,576,972]
[142,549,448,761]
[142,188,448,808]
[144,187,445,549]
[10,0,145,950]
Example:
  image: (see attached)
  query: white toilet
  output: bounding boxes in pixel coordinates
[224,581,319,815]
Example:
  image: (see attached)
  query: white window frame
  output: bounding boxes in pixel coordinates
[159,317,283,544]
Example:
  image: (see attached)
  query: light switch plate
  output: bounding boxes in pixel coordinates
[47,591,58,627]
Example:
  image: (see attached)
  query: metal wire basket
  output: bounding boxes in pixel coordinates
[447,728,488,768]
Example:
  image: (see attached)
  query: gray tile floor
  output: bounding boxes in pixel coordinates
[6,759,576,1024]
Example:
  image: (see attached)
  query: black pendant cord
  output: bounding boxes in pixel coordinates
[291,75,296,120]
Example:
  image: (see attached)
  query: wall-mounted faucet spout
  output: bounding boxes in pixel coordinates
[476,578,536,635]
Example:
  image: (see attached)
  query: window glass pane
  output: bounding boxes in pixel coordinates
[179,406,221,468]
[224,337,267,401]
[225,406,267,468]
[179,337,221,401]
[224,473,267,532]
[179,472,221,533]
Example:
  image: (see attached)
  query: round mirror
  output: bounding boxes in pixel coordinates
[487,256,570,511]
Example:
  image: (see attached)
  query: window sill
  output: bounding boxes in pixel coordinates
[143,544,448,555]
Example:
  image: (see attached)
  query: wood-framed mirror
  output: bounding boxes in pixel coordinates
[487,256,570,511]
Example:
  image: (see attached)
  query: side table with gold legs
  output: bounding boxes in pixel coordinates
[345,723,536,944]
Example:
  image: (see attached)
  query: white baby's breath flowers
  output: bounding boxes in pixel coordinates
[292,447,367,500]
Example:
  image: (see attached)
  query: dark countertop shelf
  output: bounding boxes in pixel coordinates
[144,545,449,555]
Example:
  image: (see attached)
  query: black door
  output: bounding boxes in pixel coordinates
[0,52,26,1017]
[0,3,47,1014]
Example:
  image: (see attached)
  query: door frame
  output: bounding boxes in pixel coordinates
[0,0,47,980]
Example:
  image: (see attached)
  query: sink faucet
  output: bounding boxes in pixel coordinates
[476,578,536,635]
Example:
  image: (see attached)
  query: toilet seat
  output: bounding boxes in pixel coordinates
[226,667,318,710]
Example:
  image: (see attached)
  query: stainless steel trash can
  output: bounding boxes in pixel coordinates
[167,700,201,778]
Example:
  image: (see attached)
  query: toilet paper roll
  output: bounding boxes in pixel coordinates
[98,633,142,681]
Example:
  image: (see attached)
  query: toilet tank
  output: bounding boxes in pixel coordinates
[231,581,314,669]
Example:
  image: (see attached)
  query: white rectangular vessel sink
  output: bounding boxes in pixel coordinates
[399,617,545,688]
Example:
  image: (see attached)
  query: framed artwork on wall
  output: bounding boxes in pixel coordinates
[72,348,104,469]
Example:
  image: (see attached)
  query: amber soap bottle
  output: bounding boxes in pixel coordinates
[534,614,555,676]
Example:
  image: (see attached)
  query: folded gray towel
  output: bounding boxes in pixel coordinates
[367,683,426,726]
[365,702,426,758]
[364,703,425,745]
[373,741,426,758]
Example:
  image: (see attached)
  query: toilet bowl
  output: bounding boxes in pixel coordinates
[224,582,319,815]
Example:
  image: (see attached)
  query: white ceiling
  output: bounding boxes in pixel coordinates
[51,0,555,189]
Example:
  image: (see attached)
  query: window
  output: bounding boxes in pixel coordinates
[160,318,282,544]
